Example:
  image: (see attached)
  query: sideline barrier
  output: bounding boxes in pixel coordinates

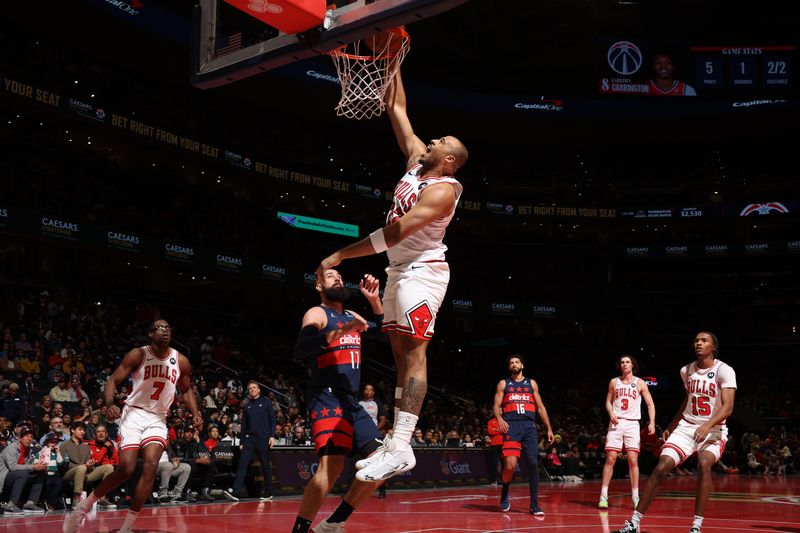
[254,447,533,495]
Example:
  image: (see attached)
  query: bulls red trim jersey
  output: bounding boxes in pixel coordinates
[680,359,737,426]
[125,346,181,415]
[385,164,462,265]
[612,377,642,420]
[501,377,536,422]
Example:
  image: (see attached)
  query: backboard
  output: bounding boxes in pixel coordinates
[191,0,468,89]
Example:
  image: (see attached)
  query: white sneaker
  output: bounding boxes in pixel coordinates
[355,437,394,470]
[613,520,639,533]
[312,519,345,533]
[355,446,416,482]
[62,507,87,533]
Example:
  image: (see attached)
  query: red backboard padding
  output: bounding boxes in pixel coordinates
[223,0,325,34]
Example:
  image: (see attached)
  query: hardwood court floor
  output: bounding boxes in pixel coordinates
[7,474,800,532]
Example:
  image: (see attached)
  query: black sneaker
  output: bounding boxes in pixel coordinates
[259,493,273,502]
[22,501,45,514]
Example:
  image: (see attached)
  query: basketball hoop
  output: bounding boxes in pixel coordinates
[328,27,410,120]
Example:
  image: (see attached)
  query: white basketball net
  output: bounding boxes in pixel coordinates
[329,31,410,120]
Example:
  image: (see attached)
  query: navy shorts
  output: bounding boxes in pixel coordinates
[309,388,381,457]
[502,419,538,458]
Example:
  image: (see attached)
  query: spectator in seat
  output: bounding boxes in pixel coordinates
[60,421,116,508]
[156,441,191,503]
[39,431,66,511]
[0,427,47,514]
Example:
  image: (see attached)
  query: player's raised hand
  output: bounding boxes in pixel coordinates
[359,274,381,301]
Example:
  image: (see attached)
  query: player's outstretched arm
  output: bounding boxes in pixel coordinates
[385,70,426,169]
[104,348,143,418]
[317,181,456,273]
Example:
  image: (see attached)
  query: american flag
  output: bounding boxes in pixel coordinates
[216,32,243,56]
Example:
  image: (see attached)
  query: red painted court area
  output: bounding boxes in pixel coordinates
[7,476,800,532]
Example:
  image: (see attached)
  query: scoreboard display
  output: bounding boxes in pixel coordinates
[598,39,795,96]
[691,46,792,89]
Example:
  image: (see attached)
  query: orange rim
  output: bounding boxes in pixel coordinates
[329,27,409,61]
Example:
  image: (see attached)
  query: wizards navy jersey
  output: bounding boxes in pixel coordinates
[501,377,537,422]
[309,306,363,394]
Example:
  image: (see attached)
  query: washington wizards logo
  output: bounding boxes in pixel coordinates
[170,358,176,365]
[740,202,789,216]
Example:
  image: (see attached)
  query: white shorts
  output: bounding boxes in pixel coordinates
[382,261,450,340]
[660,419,727,465]
[118,405,168,452]
[605,418,641,454]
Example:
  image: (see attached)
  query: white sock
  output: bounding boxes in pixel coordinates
[632,488,639,499]
[392,411,418,448]
[600,486,608,499]
[81,492,98,511]
[632,510,643,527]
[693,515,703,529]
[121,510,139,531]
[393,387,402,431]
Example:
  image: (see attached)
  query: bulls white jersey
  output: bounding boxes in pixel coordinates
[681,359,736,426]
[126,346,181,415]
[612,377,642,420]
[385,164,462,266]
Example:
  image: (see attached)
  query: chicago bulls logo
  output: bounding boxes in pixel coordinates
[406,301,434,337]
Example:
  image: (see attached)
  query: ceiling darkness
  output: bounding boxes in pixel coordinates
[7,0,800,144]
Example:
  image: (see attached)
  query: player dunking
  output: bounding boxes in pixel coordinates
[599,355,655,510]
[291,270,384,533]
[614,332,736,533]
[63,319,201,533]
[492,355,554,516]
[318,67,467,482]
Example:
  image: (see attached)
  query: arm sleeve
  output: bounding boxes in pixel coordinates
[294,325,328,359]
[362,314,385,341]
